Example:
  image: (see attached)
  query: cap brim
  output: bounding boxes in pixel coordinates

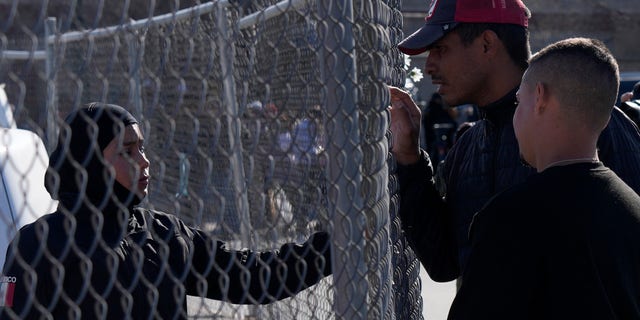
[398,23,451,56]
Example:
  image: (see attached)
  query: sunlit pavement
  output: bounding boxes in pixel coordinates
[420,266,457,320]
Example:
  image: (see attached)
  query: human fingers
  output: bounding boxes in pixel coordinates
[388,86,421,127]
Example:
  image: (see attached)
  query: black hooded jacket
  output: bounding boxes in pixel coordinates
[1,104,331,319]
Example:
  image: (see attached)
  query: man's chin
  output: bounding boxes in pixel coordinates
[441,93,466,108]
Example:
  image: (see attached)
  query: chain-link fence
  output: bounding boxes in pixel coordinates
[0,0,422,319]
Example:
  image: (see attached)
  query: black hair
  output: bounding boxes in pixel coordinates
[527,37,619,129]
[454,23,531,71]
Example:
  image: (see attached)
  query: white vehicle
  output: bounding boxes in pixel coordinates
[0,85,57,270]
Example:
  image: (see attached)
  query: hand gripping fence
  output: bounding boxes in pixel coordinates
[0,0,423,319]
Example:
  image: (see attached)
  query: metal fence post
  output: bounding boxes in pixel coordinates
[319,0,368,318]
[45,17,58,152]
[126,32,144,121]
[215,2,253,247]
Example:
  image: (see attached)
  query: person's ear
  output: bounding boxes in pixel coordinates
[480,30,500,55]
[534,81,548,114]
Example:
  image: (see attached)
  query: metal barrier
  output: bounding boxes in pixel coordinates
[0,0,422,319]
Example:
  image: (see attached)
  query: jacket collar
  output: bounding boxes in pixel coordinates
[478,87,519,125]
[57,186,142,246]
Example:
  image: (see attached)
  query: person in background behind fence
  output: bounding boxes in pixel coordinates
[421,92,457,169]
[291,105,326,166]
[619,81,640,127]
[1,103,332,319]
[388,0,640,286]
[448,37,640,320]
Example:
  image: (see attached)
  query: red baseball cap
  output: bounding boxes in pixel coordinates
[398,0,531,56]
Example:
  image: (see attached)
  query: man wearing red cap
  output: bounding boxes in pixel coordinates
[389,0,640,287]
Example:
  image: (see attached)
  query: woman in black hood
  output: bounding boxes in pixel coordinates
[2,103,332,319]
[46,103,141,211]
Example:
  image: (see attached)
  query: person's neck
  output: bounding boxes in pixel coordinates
[542,157,598,171]
[476,69,523,107]
[539,149,599,172]
[535,126,601,172]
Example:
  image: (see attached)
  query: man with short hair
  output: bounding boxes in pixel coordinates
[388,0,640,283]
[447,37,640,320]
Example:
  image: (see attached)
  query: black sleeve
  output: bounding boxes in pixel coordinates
[396,150,459,282]
[1,225,57,320]
[185,229,331,304]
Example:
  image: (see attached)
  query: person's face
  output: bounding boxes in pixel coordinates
[513,72,536,167]
[425,31,487,106]
[102,124,150,198]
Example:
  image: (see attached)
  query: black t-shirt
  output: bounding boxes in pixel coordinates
[448,162,640,320]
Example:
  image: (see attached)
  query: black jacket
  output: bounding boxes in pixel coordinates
[1,104,331,319]
[2,203,331,319]
[397,88,640,282]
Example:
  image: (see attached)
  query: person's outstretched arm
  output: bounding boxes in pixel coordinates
[187,228,331,304]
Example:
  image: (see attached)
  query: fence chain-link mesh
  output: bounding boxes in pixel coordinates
[0,0,423,319]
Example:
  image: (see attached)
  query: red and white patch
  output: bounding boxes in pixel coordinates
[0,276,16,307]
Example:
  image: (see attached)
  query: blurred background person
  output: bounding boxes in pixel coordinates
[421,93,457,168]
[619,81,640,127]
